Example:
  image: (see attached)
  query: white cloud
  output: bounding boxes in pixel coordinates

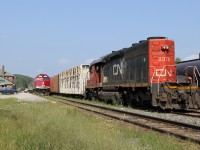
[57,59,70,65]
[183,54,199,61]
[85,58,96,64]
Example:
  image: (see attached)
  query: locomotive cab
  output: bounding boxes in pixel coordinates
[87,57,105,88]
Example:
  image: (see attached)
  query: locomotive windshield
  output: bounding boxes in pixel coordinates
[44,77,50,81]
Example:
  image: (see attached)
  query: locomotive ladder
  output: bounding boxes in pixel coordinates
[183,66,200,86]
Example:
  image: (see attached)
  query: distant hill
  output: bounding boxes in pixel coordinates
[14,74,33,91]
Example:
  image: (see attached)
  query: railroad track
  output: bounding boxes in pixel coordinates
[173,111,200,118]
[51,96,200,144]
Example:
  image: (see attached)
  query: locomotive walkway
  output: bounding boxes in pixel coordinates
[50,96,200,144]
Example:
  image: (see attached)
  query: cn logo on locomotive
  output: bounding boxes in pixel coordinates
[155,69,172,77]
[113,64,122,75]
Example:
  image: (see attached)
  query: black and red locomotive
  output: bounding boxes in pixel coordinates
[85,37,200,110]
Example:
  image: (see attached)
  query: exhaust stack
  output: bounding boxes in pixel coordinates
[2,65,5,78]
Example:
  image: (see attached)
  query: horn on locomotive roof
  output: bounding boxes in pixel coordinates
[139,40,146,43]
[147,37,168,40]
[132,43,138,46]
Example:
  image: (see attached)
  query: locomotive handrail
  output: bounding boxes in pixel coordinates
[157,65,176,94]
[177,66,200,86]
[149,66,156,93]
[186,66,200,86]
[194,66,200,85]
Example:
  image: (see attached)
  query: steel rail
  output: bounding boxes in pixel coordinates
[51,96,200,144]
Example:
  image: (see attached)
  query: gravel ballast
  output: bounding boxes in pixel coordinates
[0,93,47,102]
[118,107,200,127]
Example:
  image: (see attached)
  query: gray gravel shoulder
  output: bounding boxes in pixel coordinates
[118,107,200,127]
[0,93,47,102]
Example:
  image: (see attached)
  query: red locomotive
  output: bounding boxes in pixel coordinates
[30,74,50,95]
[85,37,199,110]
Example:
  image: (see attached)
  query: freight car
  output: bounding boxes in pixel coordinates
[85,37,199,110]
[176,57,200,86]
[176,58,200,108]
[50,74,59,94]
[50,64,89,97]
[29,74,50,95]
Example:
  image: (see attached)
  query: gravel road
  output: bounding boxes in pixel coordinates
[0,93,47,102]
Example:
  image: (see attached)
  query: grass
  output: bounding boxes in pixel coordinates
[52,95,129,110]
[0,98,199,150]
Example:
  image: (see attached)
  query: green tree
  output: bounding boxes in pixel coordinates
[14,74,33,91]
[175,57,181,63]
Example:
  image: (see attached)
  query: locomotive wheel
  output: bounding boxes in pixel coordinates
[87,92,95,101]
[122,93,128,106]
[125,92,133,107]
[132,93,139,106]
[159,101,167,110]
[167,92,173,109]
[137,91,144,107]
[192,93,200,109]
[113,93,123,106]
[197,93,200,108]
[158,93,167,110]
[179,93,189,110]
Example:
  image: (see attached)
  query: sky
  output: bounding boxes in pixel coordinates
[0,0,200,77]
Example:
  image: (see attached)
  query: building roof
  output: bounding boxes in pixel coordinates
[0,69,14,77]
[0,77,13,85]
